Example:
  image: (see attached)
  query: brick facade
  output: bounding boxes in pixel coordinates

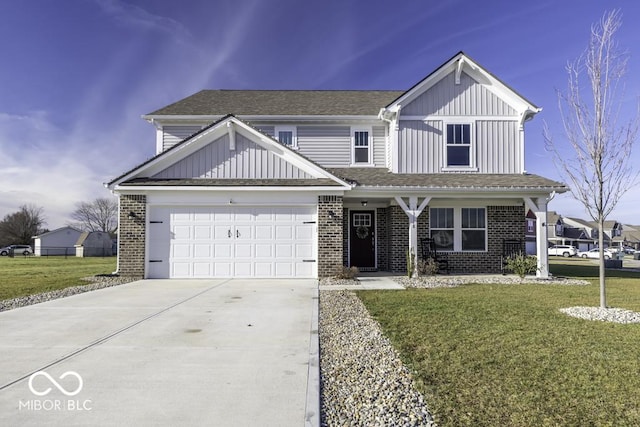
[383,204,524,274]
[317,195,344,277]
[376,208,388,271]
[118,194,146,278]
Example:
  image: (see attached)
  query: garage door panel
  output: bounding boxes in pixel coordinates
[193,263,212,277]
[276,244,293,258]
[255,244,273,258]
[214,263,232,276]
[173,225,191,239]
[235,243,252,258]
[214,244,232,258]
[255,225,273,240]
[275,263,293,277]
[254,263,273,276]
[173,244,191,258]
[234,262,252,276]
[151,205,316,278]
[214,226,231,239]
[296,244,313,258]
[172,262,191,278]
[275,226,293,239]
[194,226,212,240]
[193,244,212,258]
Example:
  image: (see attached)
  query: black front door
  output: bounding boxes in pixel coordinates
[349,210,375,269]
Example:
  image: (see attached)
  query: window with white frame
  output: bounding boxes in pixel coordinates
[430,207,487,251]
[352,128,371,164]
[461,208,486,251]
[446,123,472,167]
[275,126,296,148]
[430,208,454,251]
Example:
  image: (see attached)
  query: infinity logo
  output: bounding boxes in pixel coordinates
[28,371,83,397]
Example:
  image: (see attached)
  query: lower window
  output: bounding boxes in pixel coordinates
[430,207,486,251]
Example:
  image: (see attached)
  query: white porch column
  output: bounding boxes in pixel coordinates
[524,197,549,279]
[395,196,431,275]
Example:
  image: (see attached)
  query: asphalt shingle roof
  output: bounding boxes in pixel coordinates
[119,178,344,187]
[147,90,404,117]
[327,168,567,190]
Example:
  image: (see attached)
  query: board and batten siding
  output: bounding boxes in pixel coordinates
[476,120,520,174]
[153,133,313,179]
[401,72,517,117]
[398,120,444,173]
[397,120,521,173]
[162,125,203,151]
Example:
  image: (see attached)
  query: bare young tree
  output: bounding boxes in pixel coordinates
[0,204,47,246]
[69,198,118,235]
[544,9,639,308]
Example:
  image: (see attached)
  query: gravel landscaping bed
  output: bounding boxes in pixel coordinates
[0,275,138,312]
[560,306,640,323]
[396,275,590,288]
[319,289,435,426]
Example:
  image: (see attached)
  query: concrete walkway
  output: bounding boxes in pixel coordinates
[0,279,318,427]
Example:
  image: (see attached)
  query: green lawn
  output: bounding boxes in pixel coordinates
[357,259,640,426]
[0,256,117,300]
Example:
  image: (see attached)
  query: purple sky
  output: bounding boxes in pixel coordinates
[1,0,639,228]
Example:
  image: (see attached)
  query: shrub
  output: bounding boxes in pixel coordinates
[334,265,359,280]
[505,254,538,278]
[417,258,439,276]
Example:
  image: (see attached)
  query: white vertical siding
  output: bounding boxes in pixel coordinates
[398,120,520,173]
[398,120,443,173]
[401,72,517,117]
[162,125,203,151]
[476,121,520,173]
[297,126,350,167]
[153,134,313,179]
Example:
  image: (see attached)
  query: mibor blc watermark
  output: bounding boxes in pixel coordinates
[19,371,92,412]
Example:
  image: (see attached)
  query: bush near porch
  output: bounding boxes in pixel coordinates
[357,258,640,426]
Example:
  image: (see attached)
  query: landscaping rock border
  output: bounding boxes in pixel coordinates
[0,275,138,312]
[319,289,435,426]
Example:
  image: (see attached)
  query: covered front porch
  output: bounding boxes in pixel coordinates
[340,194,553,278]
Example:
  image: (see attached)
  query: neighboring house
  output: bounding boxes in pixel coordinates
[107,52,566,279]
[32,226,82,256]
[75,231,114,257]
[525,210,537,255]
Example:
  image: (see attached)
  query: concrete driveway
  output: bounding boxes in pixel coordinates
[0,279,319,427]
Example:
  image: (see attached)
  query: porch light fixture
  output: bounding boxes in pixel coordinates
[328,210,336,220]
[361,200,368,207]
[127,211,138,220]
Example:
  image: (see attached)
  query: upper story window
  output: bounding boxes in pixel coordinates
[352,127,372,165]
[444,123,476,171]
[275,126,297,149]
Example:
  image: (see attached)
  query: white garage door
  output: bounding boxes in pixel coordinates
[147,206,317,278]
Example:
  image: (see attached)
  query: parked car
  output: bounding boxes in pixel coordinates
[548,245,578,257]
[0,244,33,256]
[577,248,613,260]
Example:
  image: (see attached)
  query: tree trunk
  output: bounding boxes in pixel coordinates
[598,218,606,308]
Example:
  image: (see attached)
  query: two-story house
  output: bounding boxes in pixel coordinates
[107,52,566,279]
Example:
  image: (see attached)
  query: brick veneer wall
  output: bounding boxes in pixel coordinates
[342,208,349,267]
[446,205,524,273]
[118,195,146,278]
[386,204,524,274]
[318,195,344,277]
[376,208,388,271]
